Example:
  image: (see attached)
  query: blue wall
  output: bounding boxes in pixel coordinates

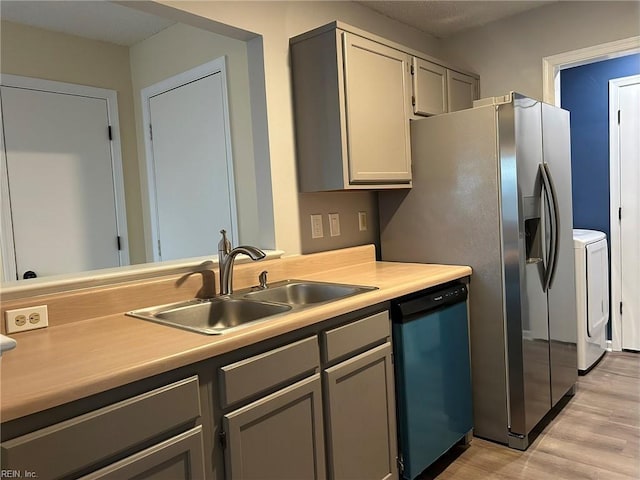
[561,54,640,238]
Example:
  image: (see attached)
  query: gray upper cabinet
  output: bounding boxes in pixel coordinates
[290,22,479,192]
[412,60,479,116]
[447,70,479,112]
[342,33,412,185]
[411,58,447,117]
[291,24,412,192]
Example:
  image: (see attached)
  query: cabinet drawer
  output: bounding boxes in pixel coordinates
[219,336,319,408]
[80,426,205,480]
[1,376,201,480]
[322,310,390,363]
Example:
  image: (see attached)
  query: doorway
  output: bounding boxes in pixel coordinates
[0,75,129,281]
[610,74,640,351]
[141,57,238,262]
[544,37,640,351]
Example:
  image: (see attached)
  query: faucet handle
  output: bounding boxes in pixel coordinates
[258,270,268,289]
[218,229,231,257]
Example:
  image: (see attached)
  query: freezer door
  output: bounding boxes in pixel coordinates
[504,95,552,440]
[542,103,578,406]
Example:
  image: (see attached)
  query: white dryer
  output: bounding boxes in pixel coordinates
[573,229,609,374]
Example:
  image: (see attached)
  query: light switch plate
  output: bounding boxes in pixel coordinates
[358,211,368,231]
[329,213,341,237]
[311,214,324,239]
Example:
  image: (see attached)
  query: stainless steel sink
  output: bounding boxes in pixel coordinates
[243,280,377,305]
[128,280,376,335]
[127,297,291,335]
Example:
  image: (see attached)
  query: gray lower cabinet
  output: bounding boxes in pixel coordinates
[80,427,206,480]
[223,374,326,480]
[1,376,205,480]
[324,343,397,480]
[218,310,397,480]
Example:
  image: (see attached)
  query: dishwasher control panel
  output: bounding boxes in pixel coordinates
[393,283,468,319]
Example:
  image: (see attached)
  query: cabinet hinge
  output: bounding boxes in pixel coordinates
[397,455,404,474]
[410,64,415,75]
[116,236,122,251]
[108,125,113,141]
[219,430,227,449]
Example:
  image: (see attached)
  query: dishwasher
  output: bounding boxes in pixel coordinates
[391,281,473,479]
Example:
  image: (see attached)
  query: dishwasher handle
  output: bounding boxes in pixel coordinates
[393,284,468,320]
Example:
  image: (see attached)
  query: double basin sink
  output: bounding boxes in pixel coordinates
[127,280,377,335]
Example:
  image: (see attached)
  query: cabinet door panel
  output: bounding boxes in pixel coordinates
[412,58,447,116]
[342,33,411,184]
[447,70,478,112]
[1,376,201,479]
[81,427,206,480]
[324,343,397,480]
[224,375,325,480]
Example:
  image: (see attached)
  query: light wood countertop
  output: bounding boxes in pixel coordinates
[1,248,471,423]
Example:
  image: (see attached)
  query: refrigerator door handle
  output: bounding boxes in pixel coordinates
[540,162,560,291]
[544,163,561,288]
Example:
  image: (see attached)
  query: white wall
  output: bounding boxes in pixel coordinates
[441,1,640,99]
[129,23,260,254]
[0,20,145,262]
[143,0,443,256]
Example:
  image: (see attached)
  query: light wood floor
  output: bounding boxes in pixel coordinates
[419,351,640,479]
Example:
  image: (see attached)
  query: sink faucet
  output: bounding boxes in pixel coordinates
[218,229,266,295]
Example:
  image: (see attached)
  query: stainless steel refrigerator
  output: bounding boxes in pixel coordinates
[379,93,578,450]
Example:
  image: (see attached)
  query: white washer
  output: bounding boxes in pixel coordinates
[573,229,609,373]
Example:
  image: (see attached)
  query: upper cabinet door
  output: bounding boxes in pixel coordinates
[290,22,480,192]
[412,58,447,116]
[447,70,478,112]
[342,32,412,184]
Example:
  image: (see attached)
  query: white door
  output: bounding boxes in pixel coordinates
[143,60,237,262]
[0,83,125,280]
[611,75,640,350]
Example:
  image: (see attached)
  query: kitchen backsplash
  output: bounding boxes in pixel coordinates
[298,191,379,254]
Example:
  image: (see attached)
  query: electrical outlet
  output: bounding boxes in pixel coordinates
[5,305,48,333]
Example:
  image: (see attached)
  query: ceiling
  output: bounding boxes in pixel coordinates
[0,0,556,45]
[0,1,175,46]
[357,1,555,38]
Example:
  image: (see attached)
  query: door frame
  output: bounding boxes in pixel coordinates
[609,74,640,351]
[542,36,640,351]
[140,57,238,262]
[542,36,640,106]
[0,74,129,281]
